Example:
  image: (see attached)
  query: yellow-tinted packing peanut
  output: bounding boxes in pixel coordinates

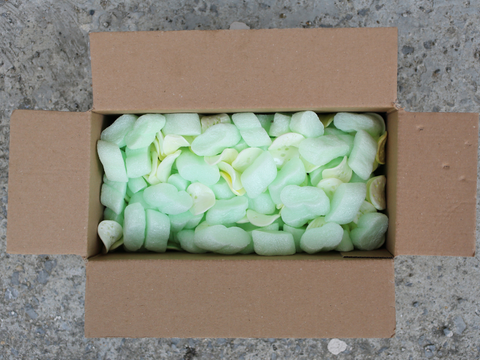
[187,182,216,215]
[366,175,387,210]
[98,220,123,252]
[318,113,335,128]
[322,156,353,183]
[376,131,387,164]
[246,210,280,227]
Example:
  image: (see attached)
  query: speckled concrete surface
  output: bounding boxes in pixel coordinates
[1,0,479,359]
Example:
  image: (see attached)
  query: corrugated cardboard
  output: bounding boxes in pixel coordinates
[387,110,478,256]
[6,27,478,339]
[90,28,398,114]
[85,253,395,338]
[8,110,103,257]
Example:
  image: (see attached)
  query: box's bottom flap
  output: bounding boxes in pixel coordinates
[85,253,395,338]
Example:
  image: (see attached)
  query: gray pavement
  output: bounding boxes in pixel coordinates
[1,0,480,359]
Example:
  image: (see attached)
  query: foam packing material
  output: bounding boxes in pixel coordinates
[252,230,295,256]
[127,177,148,194]
[176,150,220,186]
[268,132,305,150]
[232,113,272,147]
[204,148,238,166]
[169,211,203,233]
[241,151,277,198]
[104,207,124,226]
[256,114,274,133]
[177,230,207,253]
[290,111,324,138]
[300,223,344,254]
[325,183,366,224]
[351,212,388,250]
[125,114,166,149]
[247,192,276,215]
[283,224,305,253]
[336,225,354,252]
[206,196,248,225]
[144,209,170,252]
[268,132,304,169]
[217,162,242,191]
[307,156,344,187]
[268,157,306,205]
[299,135,350,167]
[187,182,216,215]
[123,203,146,251]
[211,177,235,200]
[246,210,280,227]
[191,123,241,156]
[129,189,155,210]
[163,113,201,136]
[101,183,126,215]
[334,112,385,138]
[101,114,137,148]
[348,130,378,180]
[233,139,249,152]
[232,148,263,173]
[103,174,127,196]
[143,183,193,215]
[366,175,387,210]
[280,185,330,215]
[155,150,181,183]
[200,113,231,133]
[269,113,291,137]
[194,225,251,254]
[281,206,326,228]
[98,111,389,255]
[353,200,377,224]
[97,140,128,182]
[162,135,190,156]
[125,147,151,178]
[322,156,352,183]
[167,174,190,192]
[97,220,123,252]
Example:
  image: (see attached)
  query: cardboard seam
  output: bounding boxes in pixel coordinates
[88,256,394,263]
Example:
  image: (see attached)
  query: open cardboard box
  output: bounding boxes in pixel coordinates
[6,28,478,338]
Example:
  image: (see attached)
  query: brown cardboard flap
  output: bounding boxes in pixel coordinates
[85,253,395,338]
[7,110,103,257]
[387,111,478,257]
[90,28,398,114]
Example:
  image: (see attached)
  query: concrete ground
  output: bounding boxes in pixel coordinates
[1,0,480,358]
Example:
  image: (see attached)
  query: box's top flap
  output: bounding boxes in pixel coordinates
[7,110,102,257]
[387,111,478,257]
[90,28,398,114]
[85,253,395,338]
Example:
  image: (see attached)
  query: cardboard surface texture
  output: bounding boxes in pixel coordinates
[7,110,103,257]
[85,253,395,338]
[90,28,398,113]
[387,111,478,256]
[6,27,479,339]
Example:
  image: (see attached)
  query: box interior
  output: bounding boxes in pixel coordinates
[89,109,396,261]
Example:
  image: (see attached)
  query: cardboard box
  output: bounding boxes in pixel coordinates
[6,27,478,338]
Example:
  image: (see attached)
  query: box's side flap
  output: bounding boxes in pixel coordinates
[391,111,478,256]
[85,254,395,338]
[7,110,102,257]
[90,28,398,113]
